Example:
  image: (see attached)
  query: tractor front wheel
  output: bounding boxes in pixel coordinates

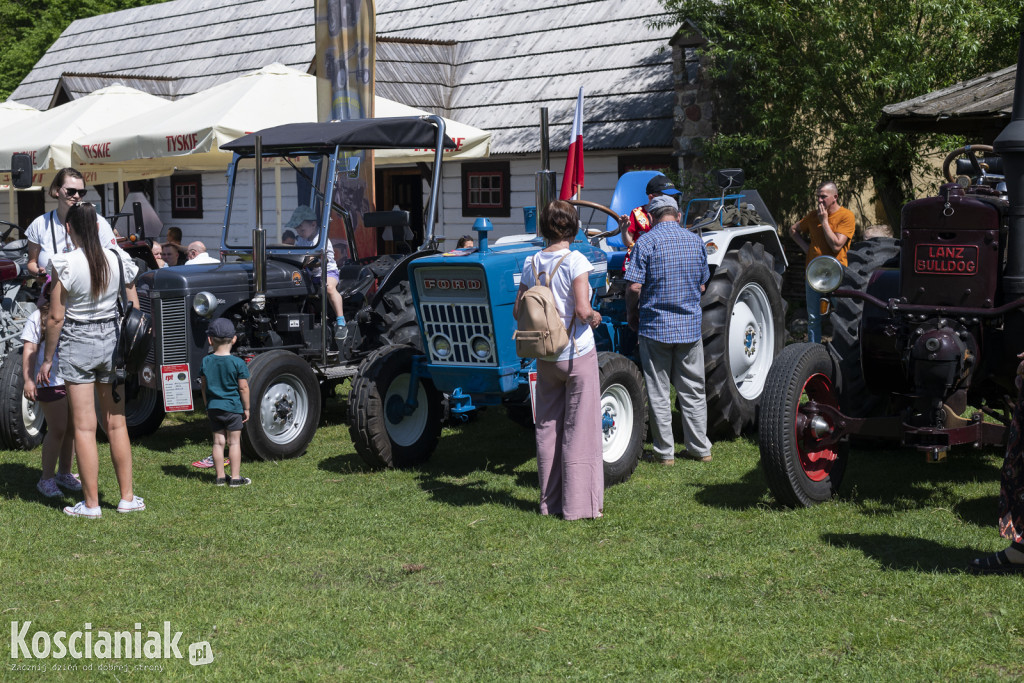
[0,347,44,450]
[598,352,647,487]
[124,382,165,438]
[241,351,321,460]
[758,342,848,507]
[349,345,443,469]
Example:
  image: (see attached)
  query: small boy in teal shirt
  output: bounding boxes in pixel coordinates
[200,318,251,487]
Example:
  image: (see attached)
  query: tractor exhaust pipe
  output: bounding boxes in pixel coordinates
[995,30,1024,297]
[252,135,267,310]
[536,108,556,213]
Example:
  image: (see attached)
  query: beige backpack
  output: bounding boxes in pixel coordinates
[514,253,574,358]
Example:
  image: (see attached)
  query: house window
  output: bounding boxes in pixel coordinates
[461,162,510,217]
[171,174,203,219]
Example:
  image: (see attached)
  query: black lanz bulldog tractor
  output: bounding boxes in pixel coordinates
[759,37,1024,507]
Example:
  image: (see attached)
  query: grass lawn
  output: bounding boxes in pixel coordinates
[1,388,1022,681]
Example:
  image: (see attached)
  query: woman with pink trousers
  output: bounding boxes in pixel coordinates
[514,200,604,520]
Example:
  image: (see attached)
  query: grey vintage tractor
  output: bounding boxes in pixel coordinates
[128,116,454,458]
[0,155,46,449]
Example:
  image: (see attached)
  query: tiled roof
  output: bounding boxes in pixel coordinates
[9,0,679,154]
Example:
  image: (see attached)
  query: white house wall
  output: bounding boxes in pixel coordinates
[439,153,629,243]
[1,151,657,254]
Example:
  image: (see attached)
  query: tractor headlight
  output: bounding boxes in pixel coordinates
[192,291,218,317]
[470,335,492,360]
[806,256,843,294]
[705,240,719,256]
[430,334,453,359]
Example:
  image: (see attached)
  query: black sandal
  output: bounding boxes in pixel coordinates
[967,548,1024,575]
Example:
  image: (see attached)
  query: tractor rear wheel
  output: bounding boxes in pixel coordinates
[340,273,423,363]
[0,347,45,450]
[829,238,899,416]
[349,345,443,469]
[702,242,786,438]
[759,342,848,507]
[598,352,647,487]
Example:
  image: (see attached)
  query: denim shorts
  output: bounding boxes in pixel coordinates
[58,317,118,384]
[314,270,341,284]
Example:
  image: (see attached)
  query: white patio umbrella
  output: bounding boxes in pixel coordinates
[0,85,169,186]
[374,97,491,164]
[0,100,39,131]
[71,63,491,175]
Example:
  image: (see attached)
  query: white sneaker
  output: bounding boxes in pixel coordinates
[37,478,62,498]
[54,472,82,492]
[64,501,101,518]
[116,496,146,513]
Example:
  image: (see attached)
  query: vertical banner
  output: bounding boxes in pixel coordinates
[314,0,377,259]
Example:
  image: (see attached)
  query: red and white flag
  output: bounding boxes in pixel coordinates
[559,88,584,200]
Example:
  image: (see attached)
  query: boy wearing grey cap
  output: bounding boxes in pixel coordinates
[200,318,251,486]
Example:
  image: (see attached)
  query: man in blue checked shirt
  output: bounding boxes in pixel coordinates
[624,195,713,465]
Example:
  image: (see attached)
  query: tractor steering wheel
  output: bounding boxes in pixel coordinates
[567,200,626,240]
[942,144,996,183]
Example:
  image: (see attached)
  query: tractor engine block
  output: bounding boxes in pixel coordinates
[906,320,976,401]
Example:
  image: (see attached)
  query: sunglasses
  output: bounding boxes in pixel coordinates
[63,187,87,197]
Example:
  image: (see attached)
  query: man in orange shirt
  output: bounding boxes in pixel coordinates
[788,181,856,343]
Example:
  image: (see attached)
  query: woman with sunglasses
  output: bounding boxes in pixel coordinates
[25,168,118,277]
[38,202,144,518]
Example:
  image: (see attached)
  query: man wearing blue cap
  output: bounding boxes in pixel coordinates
[624,195,713,465]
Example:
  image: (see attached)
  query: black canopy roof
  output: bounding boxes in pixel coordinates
[221,117,456,154]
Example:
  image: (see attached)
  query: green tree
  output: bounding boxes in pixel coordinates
[659,0,1020,227]
[0,0,169,102]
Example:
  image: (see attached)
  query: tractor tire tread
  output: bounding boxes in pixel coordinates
[702,242,786,438]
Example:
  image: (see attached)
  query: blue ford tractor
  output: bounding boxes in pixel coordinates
[348,169,788,484]
[347,216,650,484]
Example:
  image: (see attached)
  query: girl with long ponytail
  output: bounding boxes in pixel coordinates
[38,202,145,518]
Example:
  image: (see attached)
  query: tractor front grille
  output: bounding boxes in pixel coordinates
[138,293,157,366]
[159,297,189,365]
[420,302,496,365]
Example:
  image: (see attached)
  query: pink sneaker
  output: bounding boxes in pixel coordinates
[192,455,228,469]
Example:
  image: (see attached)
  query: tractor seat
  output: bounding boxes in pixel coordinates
[607,251,627,273]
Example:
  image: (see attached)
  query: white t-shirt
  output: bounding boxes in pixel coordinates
[19,310,62,387]
[183,252,219,265]
[295,236,339,272]
[50,248,139,321]
[26,210,118,273]
[520,249,595,362]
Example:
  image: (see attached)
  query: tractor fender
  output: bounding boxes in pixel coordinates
[368,249,438,310]
[703,225,787,275]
